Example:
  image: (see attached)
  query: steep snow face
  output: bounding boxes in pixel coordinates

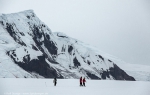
[0,10,135,80]
[0,24,36,78]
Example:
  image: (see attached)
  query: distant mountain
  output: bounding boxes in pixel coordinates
[0,10,135,80]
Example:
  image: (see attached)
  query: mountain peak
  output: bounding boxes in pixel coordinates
[18,9,35,16]
[0,9,34,16]
[20,9,34,13]
[0,10,135,81]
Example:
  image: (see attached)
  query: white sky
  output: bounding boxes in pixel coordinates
[0,0,150,65]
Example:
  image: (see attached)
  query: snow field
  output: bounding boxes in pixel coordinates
[0,79,150,95]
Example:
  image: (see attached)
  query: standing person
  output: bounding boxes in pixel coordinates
[83,77,86,87]
[80,77,83,86]
[53,77,57,86]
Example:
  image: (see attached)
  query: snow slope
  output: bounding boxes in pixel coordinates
[117,63,150,81]
[0,79,150,95]
[0,10,135,80]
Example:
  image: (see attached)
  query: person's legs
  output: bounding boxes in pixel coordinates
[55,82,57,86]
[83,82,85,86]
[80,82,82,86]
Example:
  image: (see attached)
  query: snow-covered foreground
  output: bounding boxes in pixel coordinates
[0,79,150,95]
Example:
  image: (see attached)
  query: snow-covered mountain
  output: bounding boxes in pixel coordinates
[0,10,135,80]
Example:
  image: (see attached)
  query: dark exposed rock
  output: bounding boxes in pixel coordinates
[31,24,58,62]
[98,55,104,61]
[32,45,38,51]
[87,60,91,65]
[86,72,101,79]
[57,35,68,38]
[43,36,57,56]
[19,32,25,36]
[26,15,30,19]
[108,59,112,62]
[101,70,110,79]
[106,70,110,78]
[61,45,65,52]
[101,71,106,79]
[0,21,4,26]
[109,64,135,81]
[73,57,81,67]
[7,50,63,78]
[42,24,45,27]
[68,45,73,54]
[45,34,50,40]
[5,23,26,46]
[32,25,42,39]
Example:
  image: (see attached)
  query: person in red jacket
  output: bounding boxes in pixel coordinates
[83,77,86,87]
[80,77,83,86]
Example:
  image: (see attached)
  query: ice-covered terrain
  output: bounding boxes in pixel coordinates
[0,79,150,95]
[0,9,144,81]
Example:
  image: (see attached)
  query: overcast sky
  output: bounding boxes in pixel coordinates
[0,0,150,65]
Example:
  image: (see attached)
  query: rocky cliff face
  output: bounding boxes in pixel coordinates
[0,10,135,80]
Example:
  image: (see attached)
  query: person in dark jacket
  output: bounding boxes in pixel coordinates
[80,77,83,86]
[83,77,86,87]
[53,78,57,86]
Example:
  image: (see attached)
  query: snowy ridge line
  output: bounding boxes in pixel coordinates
[0,10,135,81]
